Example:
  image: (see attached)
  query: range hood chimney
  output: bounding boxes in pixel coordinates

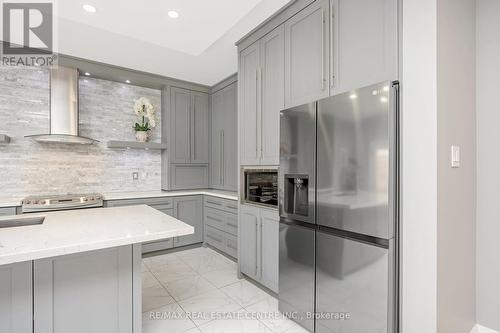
[25,66,99,145]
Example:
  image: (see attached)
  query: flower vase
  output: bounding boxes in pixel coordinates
[135,131,149,142]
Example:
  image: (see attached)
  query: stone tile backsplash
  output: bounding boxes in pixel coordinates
[0,67,162,198]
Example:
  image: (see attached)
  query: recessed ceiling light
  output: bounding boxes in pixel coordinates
[125,80,131,84]
[83,4,97,13]
[380,96,388,103]
[84,72,90,76]
[168,10,179,19]
[349,94,357,100]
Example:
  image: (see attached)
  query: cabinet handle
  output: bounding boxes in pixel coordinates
[192,102,196,161]
[188,102,193,162]
[321,8,326,91]
[259,67,263,161]
[255,221,258,276]
[222,130,225,184]
[219,131,223,183]
[206,200,222,206]
[260,220,263,277]
[226,221,237,228]
[330,1,335,88]
[255,69,259,159]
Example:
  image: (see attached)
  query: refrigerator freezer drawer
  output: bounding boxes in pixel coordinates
[315,230,394,333]
[279,222,315,332]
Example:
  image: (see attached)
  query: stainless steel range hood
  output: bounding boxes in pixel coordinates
[25,66,99,145]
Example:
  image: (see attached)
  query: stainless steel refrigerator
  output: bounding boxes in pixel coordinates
[278,81,399,333]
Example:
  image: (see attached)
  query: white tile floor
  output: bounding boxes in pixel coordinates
[142,246,309,333]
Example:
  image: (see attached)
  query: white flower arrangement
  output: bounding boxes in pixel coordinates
[133,97,157,131]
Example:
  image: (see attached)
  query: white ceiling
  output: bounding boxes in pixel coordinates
[56,0,291,86]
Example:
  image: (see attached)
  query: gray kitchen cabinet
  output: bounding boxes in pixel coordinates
[284,0,330,108]
[239,24,284,166]
[331,0,398,95]
[211,82,237,190]
[191,91,210,164]
[170,87,191,164]
[169,164,209,190]
[240,204,260,281]
[34,246,134,333]
[173,196,203,247]
[203,196,238,259]
[239,41,260,166]
[167,86,209,190]
[211,88,223,187]
[239,204,279,292]
[260,209,279,292]
[0,261,32,333]
[260,25,284,166]
[170,87,209,164]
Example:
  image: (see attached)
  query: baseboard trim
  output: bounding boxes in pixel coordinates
[471,324,500,333]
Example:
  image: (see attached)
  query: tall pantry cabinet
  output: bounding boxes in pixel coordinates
[239,25,285,167]
[211,82,238,191]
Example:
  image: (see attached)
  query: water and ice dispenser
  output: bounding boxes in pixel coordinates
[284,174,310,217]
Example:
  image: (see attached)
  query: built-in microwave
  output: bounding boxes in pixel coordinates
[241,169,278,208]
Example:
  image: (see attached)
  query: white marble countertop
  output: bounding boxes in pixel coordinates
[0,205,194,266]
[0,190,238,209]
[0,197,23,209]
[102,189,238,201]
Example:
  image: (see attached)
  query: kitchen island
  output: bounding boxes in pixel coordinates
[0,205,194,333]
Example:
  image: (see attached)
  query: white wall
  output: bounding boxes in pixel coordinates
[401,0,438,332]
[477,0,500,331]
[437,0,477,332]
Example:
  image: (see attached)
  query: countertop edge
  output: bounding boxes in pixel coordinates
[0,190,238,209]
[0,225,194,266]
[102,190,239,202]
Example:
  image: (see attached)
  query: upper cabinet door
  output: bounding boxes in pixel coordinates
[331,0,398,94]
[285,0,330,108]
[210,89,224,188]
[260,25,285,166]
[191,92,209,164]
[239,41,261,166]
[222,82,238,190]
[170,87,191,164]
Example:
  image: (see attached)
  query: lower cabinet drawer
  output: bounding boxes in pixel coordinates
[205,225,237,259]
[204,207,238,236]
[225,214,238,236]
[205,226,226,252]
[204,208,227,232]
[224,233,238,258]
[142,238,174,254]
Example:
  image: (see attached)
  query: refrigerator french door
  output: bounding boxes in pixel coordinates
[279,81,399,333]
